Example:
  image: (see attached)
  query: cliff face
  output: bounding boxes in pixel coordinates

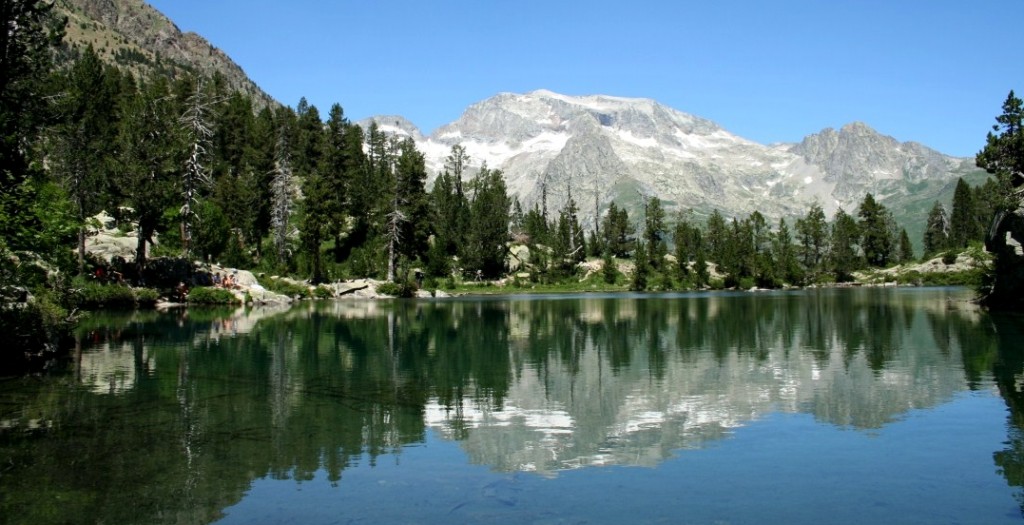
[57,0,276,108]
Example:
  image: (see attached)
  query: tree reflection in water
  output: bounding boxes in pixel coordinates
[0,288,1021,523]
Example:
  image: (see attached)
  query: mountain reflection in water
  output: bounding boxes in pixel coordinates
[1,287,1022,524]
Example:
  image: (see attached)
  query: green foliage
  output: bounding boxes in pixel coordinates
[923,201,950,257]
[186,286,240,305]
[857,193,894,267]
[0,294,72,371]
[976,90,1024,309]
[949,178,985,249]
[463,167,511,278]
[897,228,915,263]
[313,285,334,299]
[262,277,310,298]
[829,208,861,282]
[602,251,618,285]
[630,240,649,291]
[74,279,158,309]
[601,202,635,258]
[376,280,417,298]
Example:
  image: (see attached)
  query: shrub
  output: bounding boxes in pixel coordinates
[187,286,240,305]
[76,282,146,309]
[377,280,417,298]
[134,287,159,307]
[262,277,310,298]
[942,252,958,265]
[313,285,334,299]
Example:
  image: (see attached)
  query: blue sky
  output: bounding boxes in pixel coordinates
[147,0,1022,157]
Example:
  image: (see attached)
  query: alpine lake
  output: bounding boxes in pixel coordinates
[2,287,1024,524]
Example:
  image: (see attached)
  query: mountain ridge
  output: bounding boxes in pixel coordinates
[362,89,980,219]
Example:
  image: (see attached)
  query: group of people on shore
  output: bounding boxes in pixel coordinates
[92,265,124,284]
[212,272,239,289]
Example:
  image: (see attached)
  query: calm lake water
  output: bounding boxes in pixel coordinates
[2,287,1024,524]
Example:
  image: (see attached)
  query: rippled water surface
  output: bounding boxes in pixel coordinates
[2,287,1024,524]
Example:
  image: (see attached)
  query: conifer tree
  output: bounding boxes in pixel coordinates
[949,178,982,248]
[643,196,667,270]
[923,201,950,256]
[601,202,635,258]
[830,208,860,281]
[795,203,829,280]
[897,228,915,263]
[601,248,617,284]
[857,193,893,267]
[393,138,430,271]
[975,90,1024,308]
[432,145,471,258]
[116,77,180,275]
[52,45,116,273]
[705,209,728,266]
[464,167,510,278]
[773,218,802,286]
[630,239,649,291]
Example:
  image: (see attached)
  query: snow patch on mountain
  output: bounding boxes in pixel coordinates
[361,90,979,233]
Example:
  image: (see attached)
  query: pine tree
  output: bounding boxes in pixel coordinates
[393,138,430,271]
[705,209,728,267]
[601,202,635,258]
[643,196,667,270]
[320,104,351,260]
[976,90,1024,309]
[116,78,180,276]
[949,178,981,248]
[976,90,1024,207]
[601,249,617,284]
[897,228,915,263]
[773,218,802,286]
[830,208,860,281]
[795,203,829,281]
[857,193,893,267]
[52,46,116,273]
[923,201,950,256]
[693,246,709,288]
[464,167,510,278]
[630,240,649,291]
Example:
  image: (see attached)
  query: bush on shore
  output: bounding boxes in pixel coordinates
[187,286,241,305]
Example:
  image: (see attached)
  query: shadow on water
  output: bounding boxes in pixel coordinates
[0,287,1020,523]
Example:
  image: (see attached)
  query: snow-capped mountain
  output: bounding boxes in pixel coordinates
[361,89,983,236]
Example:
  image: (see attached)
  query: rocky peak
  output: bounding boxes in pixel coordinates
[358,115,424,142]
[789,121,958,200]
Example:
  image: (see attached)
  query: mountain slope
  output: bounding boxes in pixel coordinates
[364,90,986,247]
[57,0,276,108]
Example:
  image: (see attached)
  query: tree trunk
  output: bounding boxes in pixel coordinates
[135,224,148,284]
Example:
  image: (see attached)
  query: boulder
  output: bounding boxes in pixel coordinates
[983,207,1024,309]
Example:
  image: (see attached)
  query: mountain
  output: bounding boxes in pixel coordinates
[363,90,985,248]
[56,0,276,108]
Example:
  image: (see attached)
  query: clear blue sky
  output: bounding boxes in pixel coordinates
[147,0,1022,157]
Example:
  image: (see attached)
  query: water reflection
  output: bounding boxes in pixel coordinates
[1,288,1021,524]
